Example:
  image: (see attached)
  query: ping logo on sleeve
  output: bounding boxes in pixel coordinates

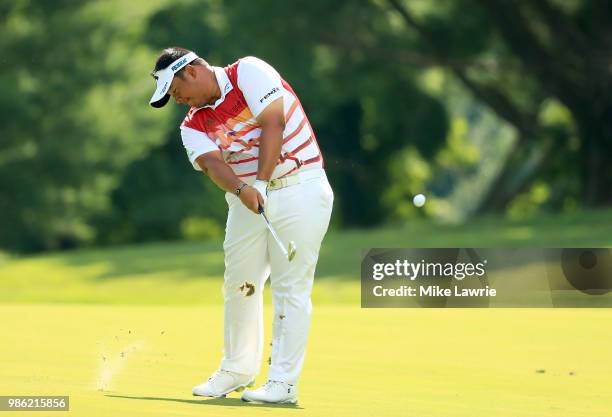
[259,87,280,103]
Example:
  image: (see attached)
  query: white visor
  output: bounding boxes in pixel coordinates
[149,51,198,108]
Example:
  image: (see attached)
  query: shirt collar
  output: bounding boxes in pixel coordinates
[201,66,233,109]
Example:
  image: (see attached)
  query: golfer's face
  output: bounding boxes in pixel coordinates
[169,72,203,107]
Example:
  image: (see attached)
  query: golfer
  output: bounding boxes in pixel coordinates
[149,47,333,404]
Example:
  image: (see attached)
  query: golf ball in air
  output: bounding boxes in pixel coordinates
[413,194,426,207]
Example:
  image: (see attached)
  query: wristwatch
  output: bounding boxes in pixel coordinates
[235,182,248,196]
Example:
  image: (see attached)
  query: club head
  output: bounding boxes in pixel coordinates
[287,241,297,262]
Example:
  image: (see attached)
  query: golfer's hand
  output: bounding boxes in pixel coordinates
[239,186,265,214]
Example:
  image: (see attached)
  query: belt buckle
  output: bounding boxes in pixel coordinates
[269,179,281,189]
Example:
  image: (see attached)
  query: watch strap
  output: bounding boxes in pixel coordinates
[235,182,248,196]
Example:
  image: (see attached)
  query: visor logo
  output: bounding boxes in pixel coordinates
[171,57,188,72]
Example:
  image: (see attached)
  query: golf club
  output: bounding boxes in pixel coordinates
[258,205,297,261]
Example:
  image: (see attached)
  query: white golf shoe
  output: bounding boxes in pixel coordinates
[241,380,298,404]
[192,369,254,398]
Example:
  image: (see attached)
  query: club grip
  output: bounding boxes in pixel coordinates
[258,205,264,214]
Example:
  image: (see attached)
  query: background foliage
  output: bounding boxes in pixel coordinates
[1,0,610,252]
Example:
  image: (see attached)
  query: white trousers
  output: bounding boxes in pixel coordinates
[219,169,333,384]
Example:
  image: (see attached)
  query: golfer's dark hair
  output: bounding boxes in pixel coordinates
[153,47,206,78]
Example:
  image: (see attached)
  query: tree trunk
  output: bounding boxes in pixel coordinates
[474,135,555,213]
[575,104,612,205]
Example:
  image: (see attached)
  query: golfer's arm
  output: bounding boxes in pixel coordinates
[256,97,285,181]
[195,151,243,192]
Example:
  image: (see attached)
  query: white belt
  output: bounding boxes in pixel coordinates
[268,169,324,191]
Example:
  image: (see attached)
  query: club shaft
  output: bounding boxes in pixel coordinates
[260,212,288,256]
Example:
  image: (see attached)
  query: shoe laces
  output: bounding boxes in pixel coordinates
[208,369,231,385]
[263,380,290,393]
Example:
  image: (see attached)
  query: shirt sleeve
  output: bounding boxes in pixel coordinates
[237,56,284,118]
[180,126,219,171]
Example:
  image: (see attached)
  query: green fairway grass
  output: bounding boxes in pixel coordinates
[1,208,611,304]
[1,210,611,416]
[1,305,611,417]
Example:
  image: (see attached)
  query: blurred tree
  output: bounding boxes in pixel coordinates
[379,0,612,211]
[0,0,168,251]
[95,138,227,245]
[5,0,608,253]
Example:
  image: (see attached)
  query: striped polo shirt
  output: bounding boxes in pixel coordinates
[180,56,323,182]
